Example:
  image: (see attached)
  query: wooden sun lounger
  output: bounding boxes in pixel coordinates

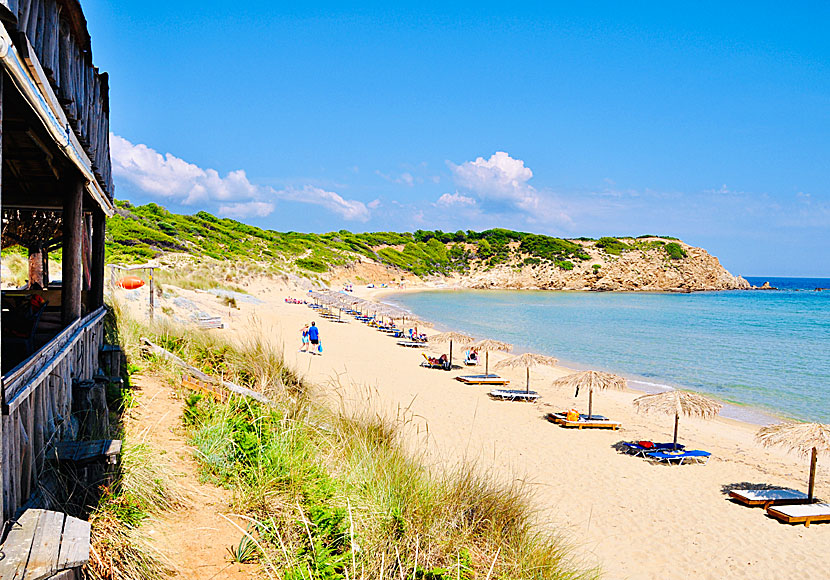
[767,503,830,527]
[545,412,619,429]
[729,488,811,509]
[456,374,509,385]
[488,389,539,402]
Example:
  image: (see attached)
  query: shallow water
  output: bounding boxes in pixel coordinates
[387,277,830,422]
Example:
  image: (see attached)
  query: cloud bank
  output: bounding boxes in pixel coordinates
[110,134,370,221]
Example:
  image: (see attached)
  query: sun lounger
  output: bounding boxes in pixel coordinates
[621,441,686,457]
[544,413,620,430]
[456,374,509,385]
[488,389,539,402]
[767,503,830,527]
[421,353,450,370]
[729,489,811,509]
[397,340,428,348]
[646,449,711,464]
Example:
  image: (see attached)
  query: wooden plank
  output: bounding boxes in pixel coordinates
[142,338,270,404]
[25,508,64,579]
[0,508,41,579]
[56,514,91,569]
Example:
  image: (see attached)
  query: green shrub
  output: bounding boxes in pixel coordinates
[664,242,687,260]
[595,237,630,256]
[296,258,329,272]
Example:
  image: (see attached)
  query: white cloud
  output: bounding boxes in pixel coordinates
[273,185,370,222]
[111,134,370,221]
[435,192,476,207]
[367,199,381,209]
[449,151,540,212]
[217,201,275,218]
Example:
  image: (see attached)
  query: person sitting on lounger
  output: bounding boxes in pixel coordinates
[464,347,479,365]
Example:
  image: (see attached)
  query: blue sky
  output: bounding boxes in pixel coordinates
[85,1,828,276]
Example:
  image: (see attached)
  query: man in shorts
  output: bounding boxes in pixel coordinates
[308,321,320,355]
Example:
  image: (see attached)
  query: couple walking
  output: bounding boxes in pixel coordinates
[300,321,322,355]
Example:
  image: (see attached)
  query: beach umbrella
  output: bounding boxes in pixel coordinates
[429,331,476,369]
[473,338,513,376]
[756,422,830,502]
[496,352,559,393]
[553,370,627,422]
[633,390,722,450]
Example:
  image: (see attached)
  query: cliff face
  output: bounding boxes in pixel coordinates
[450,239,749,292]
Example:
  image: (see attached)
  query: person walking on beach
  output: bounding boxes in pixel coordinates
[308,321,321,355]
[299,324,310,353]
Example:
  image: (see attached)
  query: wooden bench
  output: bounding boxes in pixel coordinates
[0,509,90,579]
[53,439,122,466]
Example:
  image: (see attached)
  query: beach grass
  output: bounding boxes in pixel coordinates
[114,301,595,579]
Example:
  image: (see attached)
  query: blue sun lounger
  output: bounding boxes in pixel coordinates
[646,449,711,465]
[622,442,686,457]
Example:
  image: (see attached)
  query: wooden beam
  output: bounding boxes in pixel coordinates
[90,207,104,308]
[61,176,82,325]
[0,65,6,525]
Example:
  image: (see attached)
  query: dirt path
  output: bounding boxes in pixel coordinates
[127,374,257,579]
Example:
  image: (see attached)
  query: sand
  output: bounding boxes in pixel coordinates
[121,278,830,579]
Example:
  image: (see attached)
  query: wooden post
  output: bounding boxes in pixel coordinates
[28,245,44,287]
[41,249,49,287]
[526,366,530,393]
[62,177,83,325]
[808,447,817,502]
[485,351,489,376]
[448,340,453,371]
[588,388,593,419]
[673,413,680,450]
[90,208,105,309]
[148,267,154,320]
[0,67,5,524]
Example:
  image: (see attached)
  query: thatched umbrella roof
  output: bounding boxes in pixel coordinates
[473,338,514,375]
[474,339,513,352]
[757,422,830,458]
[633,390,722,419]
[495,352,558,369]
[495,352,559,394]
[552,370,626,419]
[633,390,722,449]
[429,331,476,345]
[756,422,830,501]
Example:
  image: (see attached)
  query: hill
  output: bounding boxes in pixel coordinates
[106,201,750,291]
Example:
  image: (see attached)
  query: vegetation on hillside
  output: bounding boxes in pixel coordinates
[105,302,595,580]
[103,201,688,278]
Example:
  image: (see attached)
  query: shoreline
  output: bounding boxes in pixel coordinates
[370,286,786,428]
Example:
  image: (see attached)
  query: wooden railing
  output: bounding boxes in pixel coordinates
[1,306,106,523]
[0,0,113,197]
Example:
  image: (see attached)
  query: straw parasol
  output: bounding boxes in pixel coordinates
[429,331,476,369]
[495,352,559,393]
[756,422,830,502]
[633,390,722,450]
[552,370,627,420]
[473,338,513,376]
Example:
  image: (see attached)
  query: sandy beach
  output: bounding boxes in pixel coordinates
[129,279,830,579]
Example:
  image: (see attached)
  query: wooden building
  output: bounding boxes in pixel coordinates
[0,0,113,527]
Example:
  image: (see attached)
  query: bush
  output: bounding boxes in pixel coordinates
[595,237,629,256]
[664,242,687,260]
[296,258,329,272]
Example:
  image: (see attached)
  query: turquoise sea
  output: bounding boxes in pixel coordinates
[387,277,830,423]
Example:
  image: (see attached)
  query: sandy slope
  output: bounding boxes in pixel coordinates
[122,278,830,579]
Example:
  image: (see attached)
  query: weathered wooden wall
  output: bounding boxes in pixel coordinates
[1,306,105,522]
[1,0,113,198]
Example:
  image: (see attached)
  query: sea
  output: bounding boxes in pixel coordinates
[386,277,830,424]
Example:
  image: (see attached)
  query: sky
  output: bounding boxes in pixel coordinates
[83,1,829,277]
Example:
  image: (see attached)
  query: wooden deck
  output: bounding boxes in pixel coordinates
[0,508,90,579]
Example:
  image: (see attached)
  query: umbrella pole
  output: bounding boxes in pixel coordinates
[485,351,489,376]
[588,389,593,419]
[809,447,817,502]
[449,340,453,371]
[673,414,679,450]
[526,367,530,393]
